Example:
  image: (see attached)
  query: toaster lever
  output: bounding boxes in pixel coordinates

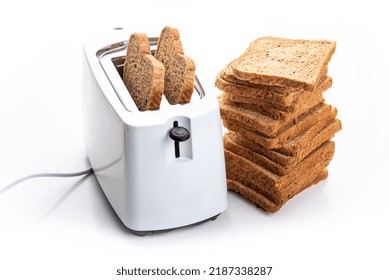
[169,127,190,142]
[169,122,190,158]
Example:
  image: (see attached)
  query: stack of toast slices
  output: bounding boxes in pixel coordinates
[216,36,341,212]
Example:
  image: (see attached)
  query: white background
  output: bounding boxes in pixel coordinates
[1,0,388,279]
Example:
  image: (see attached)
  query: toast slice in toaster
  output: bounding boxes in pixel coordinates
[155,26,196,105]
[123,33,165,111]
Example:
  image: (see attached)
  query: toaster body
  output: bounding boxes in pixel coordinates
[82,30,227,234]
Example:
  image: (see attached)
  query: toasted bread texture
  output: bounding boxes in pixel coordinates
[123,33,165,111]
[221,76,332,120]
[216,71,295,106]
[227,168,328,213]
[221,104,337,150]
[230,37,336,90]
[225,140,335,211]
[219,91,332,135]
[154,26,195,104]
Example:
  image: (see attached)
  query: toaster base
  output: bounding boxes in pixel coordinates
[131,214,220,236]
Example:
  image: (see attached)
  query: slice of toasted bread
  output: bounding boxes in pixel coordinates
[231,37,336,90]
[227,168,328,213]
[226,112,341,167]
[123,33,165,111]
[220,102,337,150]
[224,126,340,176]
[225,140,334,191]
[219,93,332,138]
[225,140,334,212]
[222,76,332,120]
[154,26,195,104]
[216,71,295,106]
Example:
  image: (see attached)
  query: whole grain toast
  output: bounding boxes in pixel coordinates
[227,111,340,168]
[230,37,336,90]
[227,156,330,210]
[217,71,295,106]
[221,39,329,88]
[123,33,165,111]
[225,131,319,176]
[222,76,332,120]
[222,104,339,152]
[219,94,333,138]
[227,168,328,213]
[224,140,334,207]
[154,26,195,105]
[224,140,334,193]
[224,132,288,176]
[217,66,328,108]
[224,111,340,174]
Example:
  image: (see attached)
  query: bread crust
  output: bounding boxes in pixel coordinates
[123,33,164,111]
[230,37,336,90]
[222,76,332,120]
[225,140,334,190]
[155,26,195,104]
[227,168,328,213]
[221,104,337,151]
[219,93,333,138]
[225,138,334,209]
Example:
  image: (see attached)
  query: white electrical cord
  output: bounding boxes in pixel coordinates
[0,167,94,194]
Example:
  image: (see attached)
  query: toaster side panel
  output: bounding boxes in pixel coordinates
[82,53,129,222]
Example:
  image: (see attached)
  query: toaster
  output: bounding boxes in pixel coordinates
[82,29,228,235]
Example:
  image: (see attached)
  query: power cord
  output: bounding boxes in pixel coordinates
[0,167,94,194]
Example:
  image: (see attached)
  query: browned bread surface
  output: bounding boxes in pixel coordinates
[224,140,334,192]
[227,112,341,167]
[222,76,332,120]
[217,65,328,107]
[227,168,328,213]
[154,26,195,104]
[225,131,329,176]
[224,140,334,207]
[275,115,340,156]
[223,115,340,157]
[224,132,288,176]
[230,37,336,90]
[123,33,165,111]
[219,96,334,143]
[221,39,329,88]
[222,104,339,152]
[217,71,296,106]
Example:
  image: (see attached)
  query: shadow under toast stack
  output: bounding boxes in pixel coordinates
[216,37,341,212]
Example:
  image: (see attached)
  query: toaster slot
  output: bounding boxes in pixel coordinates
[111,56,125,78]
[169,120,191,158]
[98,38,206,112]
[166,117,193,163]
[173,121,180,158]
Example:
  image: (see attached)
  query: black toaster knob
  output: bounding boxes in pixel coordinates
[169,127,190,142]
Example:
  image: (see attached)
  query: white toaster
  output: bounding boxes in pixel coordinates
[82,29,228,235]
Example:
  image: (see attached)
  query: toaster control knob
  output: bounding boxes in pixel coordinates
[169,127,190,142]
